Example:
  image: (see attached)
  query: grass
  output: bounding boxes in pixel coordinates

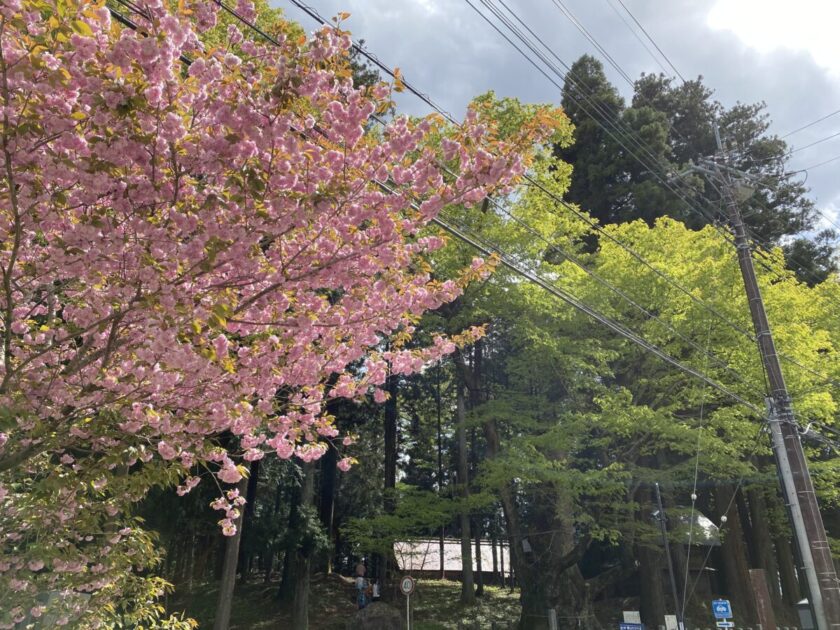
[166,575,520,629]
[410,581,520,630]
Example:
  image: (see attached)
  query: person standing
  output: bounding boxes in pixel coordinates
[355,562,369,610]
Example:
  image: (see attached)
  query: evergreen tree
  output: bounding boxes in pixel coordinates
[557,55,833,281]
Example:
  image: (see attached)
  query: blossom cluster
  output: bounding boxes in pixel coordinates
[0,0,550,624]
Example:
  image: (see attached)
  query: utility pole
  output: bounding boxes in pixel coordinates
[711,126,840,629]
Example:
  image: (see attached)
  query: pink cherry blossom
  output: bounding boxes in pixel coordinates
[0,1,546,623]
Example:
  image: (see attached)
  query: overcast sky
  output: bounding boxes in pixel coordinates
[280,0,840,232]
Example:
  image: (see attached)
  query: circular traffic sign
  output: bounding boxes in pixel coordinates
[399,575,416,596]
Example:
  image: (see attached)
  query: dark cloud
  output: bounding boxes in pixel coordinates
[279,0,840,220]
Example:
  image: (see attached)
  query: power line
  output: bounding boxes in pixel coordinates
[426,209,763,415]
[112,0,840,491]
[602,0,670,78]
[215,0,838,417]
[799,152,840,173]
[611,0,686,83]
[781,107,840,140]
[789,130,840,155]
[755,129,840,164]
[113,0,718,400]
[285,0,836,397]
[461,185,762,394]
[548,0,634,87]
[113,0,763,418]
[468,0,738,249]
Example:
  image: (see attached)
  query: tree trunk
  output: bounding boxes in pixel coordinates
[291,463,316,630]
[436,364,446,580]
[278,466,304,603]
[278,550,294,600]
[380,370,399,594]
[713,484,758,624]
[474,518,484,597]
[491,528,499,586]
[186,527,196,593]
[775,532,800,607]
[499,528,506,589]
[318,442,338,574]
[456,381,475,605]
[237,458,261,580]
[384,372,398,513]
[213,475,249,630]
[636,485,666,629]
[747,487,783,612]
[263,549,274,585]
[638,541,667,628]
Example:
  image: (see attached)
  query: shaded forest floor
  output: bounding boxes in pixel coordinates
[167,574,521,629]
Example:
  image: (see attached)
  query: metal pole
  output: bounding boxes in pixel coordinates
[714,126,840,629]
[655,482,684,628]
[406,593,410,630]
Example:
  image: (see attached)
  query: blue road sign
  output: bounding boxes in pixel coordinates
[619,624,643,630]
[712,599,732,619]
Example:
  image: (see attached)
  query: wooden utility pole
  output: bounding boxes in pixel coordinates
[712,126,840,629]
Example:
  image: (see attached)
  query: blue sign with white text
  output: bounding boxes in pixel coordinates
[712,599,732,619]
[619,624,643,630]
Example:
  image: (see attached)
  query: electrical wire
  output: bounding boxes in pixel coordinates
[781,107,840,140]
[548,0,634,87]
[481,0,739,242]
[284,0,838,400]
[602,0,670,78]
[798,152,840,173]
[129,0,764,419]
[115,0,836,434]
[111,0,840,521]
[754,129,840,164]
[611,0,686,83]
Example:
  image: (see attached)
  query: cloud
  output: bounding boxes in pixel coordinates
[707,0,840,77]
[279,0,840,222]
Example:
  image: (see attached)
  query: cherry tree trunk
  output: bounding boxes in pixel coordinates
[456,381,475,604]
[291,463,316,630]
[213,475,249,630]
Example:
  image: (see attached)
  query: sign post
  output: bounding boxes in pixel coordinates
[400,575,416,630]
[712,599,733,628]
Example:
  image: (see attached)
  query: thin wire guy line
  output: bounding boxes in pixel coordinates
[683,423,768,606]
[680,319,713,616]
